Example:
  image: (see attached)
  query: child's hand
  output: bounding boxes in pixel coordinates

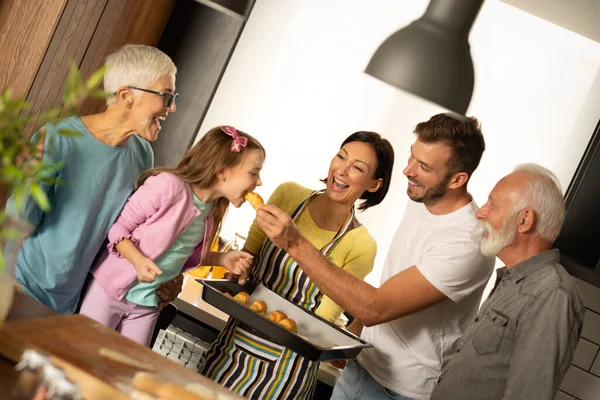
[219,251,253,284]
[134,256,163,283]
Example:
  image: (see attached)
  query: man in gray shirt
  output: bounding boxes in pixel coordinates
[431,163,584,400]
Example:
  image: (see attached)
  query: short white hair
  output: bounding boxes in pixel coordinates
[103,44,177,105]
[512,163,565,242]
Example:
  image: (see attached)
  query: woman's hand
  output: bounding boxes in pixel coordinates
[157,274,184,309]
[214,251,253,284]
[134,256,163,283]
[256,205,302,251]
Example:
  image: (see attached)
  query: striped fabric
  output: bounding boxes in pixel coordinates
[201,192,356,399]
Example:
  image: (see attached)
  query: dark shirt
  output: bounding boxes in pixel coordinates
[431,249,584,400]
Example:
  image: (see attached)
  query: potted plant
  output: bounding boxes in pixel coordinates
[0,65,105,323]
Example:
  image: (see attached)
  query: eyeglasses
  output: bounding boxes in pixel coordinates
[127,86,179,108]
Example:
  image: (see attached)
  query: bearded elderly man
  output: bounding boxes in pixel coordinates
[431,163,584,400]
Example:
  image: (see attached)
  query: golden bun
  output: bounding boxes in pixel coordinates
[233,291,250,306]
[249,300,267,314]
[267,310,287,324]
[278,318,298,333]
[244,192,264,210]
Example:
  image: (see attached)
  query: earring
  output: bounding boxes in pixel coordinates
[221,177,226,182]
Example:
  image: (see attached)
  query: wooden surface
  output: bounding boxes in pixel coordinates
[0,290,244,399]
[0,0,176,209]
[24,0,110,135]
[5,289,56,322]
[0,0,69,97]
[78,0,177,116]
[25,0,177,137]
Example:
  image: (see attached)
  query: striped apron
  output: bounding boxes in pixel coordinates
[201,191,357,399]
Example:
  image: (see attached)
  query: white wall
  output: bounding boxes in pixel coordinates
[197,0,600,285]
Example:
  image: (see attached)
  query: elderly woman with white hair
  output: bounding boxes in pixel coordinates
[10,44,179,314]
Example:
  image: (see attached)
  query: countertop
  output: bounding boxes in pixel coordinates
[0,289,244,399]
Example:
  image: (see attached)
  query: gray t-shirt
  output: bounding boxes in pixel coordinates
[431,249,584,400]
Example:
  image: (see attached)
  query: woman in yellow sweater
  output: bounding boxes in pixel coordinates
[201,131,395,399]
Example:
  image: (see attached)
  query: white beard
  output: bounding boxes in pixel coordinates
[480,214,518,257]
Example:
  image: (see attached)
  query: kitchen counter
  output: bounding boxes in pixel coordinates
[0,288,244,399]
[174,274,343,388]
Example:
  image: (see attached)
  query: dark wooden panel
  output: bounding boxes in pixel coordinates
[0,0,68,97]
[0,0,68,209]
[24,0,176,137]
[78,0,177,116]
[1,0,175,208]
[23,0,109,138]
[152,0,247,167]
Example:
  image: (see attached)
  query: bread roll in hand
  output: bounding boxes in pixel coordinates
[249,300,267,314]
[244,192,264,210]
[267,310,287,324]
[278,318,298,333]
[233,291,250,306]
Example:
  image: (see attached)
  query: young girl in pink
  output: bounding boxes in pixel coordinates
[80,126,265,346]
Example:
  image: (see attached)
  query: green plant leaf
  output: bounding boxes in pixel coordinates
[38,108,61,123]
[0,229,25,240]
[0,165,24,180]
[0,245,5,273]
[39,177,64,185]
[89,89,109,98]
[1,89,12,102]
[58,129,83,137]
[2,65,106,232]
[30,184,50,211]
[86,66,107,90]
[10,185,26,211]
[62,64,84,106]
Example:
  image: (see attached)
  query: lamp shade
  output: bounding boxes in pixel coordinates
[365,0,484,114]
[195,0,253,20]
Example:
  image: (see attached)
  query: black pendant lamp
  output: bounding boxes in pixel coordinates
[365,0,484,114]
[195,0,253,20]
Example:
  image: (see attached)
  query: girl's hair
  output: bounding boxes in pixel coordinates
[104,44,177,105]
[137,126,265,264]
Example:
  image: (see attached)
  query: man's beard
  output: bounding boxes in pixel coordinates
[407,173,452,205]
[480,212,519,257]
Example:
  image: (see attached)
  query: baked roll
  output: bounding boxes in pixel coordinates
[233,291,250,306]
[249,300,267,314]
[267,310,287,324]
[244,192,264,210]
[278,318,298,333]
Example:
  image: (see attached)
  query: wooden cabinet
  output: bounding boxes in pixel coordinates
[0,0,176,207]
[21,0,177,135]
[0,0,69,99]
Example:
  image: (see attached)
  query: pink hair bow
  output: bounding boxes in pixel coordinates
[221,126,248,152]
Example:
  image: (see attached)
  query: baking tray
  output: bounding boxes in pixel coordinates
[198,279,372,361]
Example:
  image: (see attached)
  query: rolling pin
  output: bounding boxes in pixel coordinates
[133,372,207,400]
